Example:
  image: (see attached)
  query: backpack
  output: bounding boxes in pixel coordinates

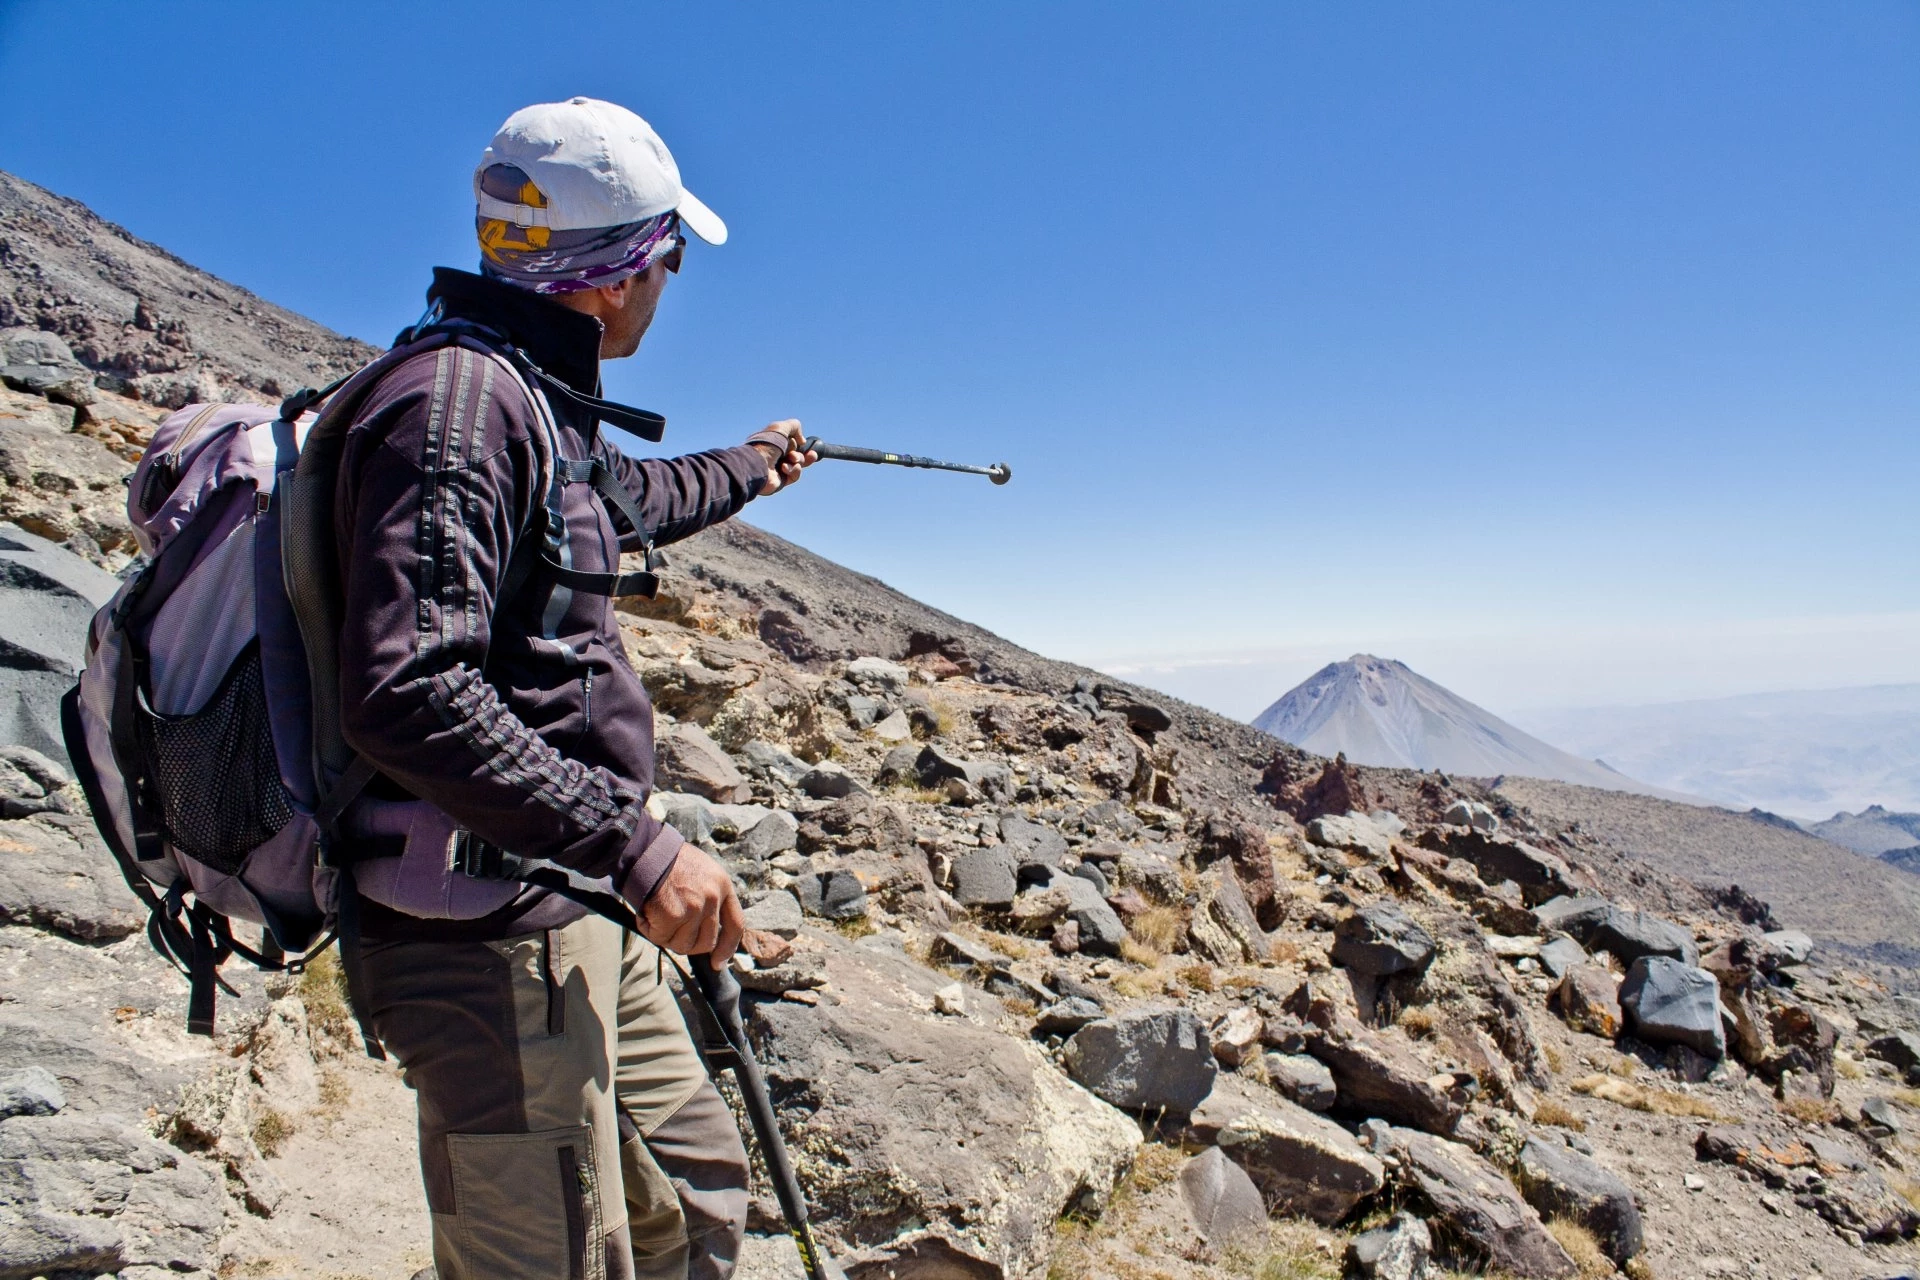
[61,321,668,1050]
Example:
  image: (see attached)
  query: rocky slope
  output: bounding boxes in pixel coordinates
[1813,807,1920,858]
[1252,656,1674,799]
[2,175,1918,1280]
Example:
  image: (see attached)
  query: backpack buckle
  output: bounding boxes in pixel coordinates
[452,833,505,879]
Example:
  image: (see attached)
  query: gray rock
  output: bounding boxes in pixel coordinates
[949,845,1018,908]
[709,803,774,840]
[1516,1135,1644,1263]
[844,655,910,694]
[737,739,810,786]
[654,791,716,845]
[998,813,1068,872]
[1866,1030,1920,1079]
[1331,903,1436,978]
[0,814,144,942]
[1531,896,1612,937]
[1061,871,1126,955]
[1443,799,1500,834]
[1033,997,1105,1037]
[0,524,121,766]
[1366,1124,1576,1277]
[1587,907,1699,968]
[1187,865,1264,966]
[914,744,1011,804]
[1115,847,1183,903]
[0,746,71,819]
[1176,1146,1267,1253]
[793,869,868,921]
[743,889,805,938]
[1760,929,1813,965]
[1861,1095,1901,1134]
[874,744,922,786]
[1064,1007,1218,1114]
[655,722,752,804]
[0,327,93,404]
[796,761,867,800]
[734,810,800,861]
[1082,799,1142,837]
[1186,1078,1385,1224]
[1069,861,1109,896]
[1306,812,1394,860]
[0,1065,66,1118]
[1301,1021,1464,1136]
[1619,956,1725,1058]
[1417,828,1579,907]
[1536,935,1587,981]
[1553,965,1623,1039]
[843,693,888,728]
[745,935,1139,1277]
[1348,1211,1432,1280]
[1264,1053,1337,1112]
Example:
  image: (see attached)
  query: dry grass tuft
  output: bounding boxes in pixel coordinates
[1891,1174,1920,1215]
[1778,1096,1839,1126]
[1624,1256,1659,1279]
[1571,1074,1731,1122]
[1112,965,1171,1000]
[1890,1086,1920,1111]
[1832,1052,1864,1081]
[1541,1041,1567,1075]
[1548,1219,1612,1278]
[296,948,353,1047]
[831,915,877,941]
[1178,963,1217,993]
[1268,937,1304,966]
[1126,905,1188,959]
[250,1106,293,1159]
[1532,1098,1587,1132]
[1397,1006,1440,1039]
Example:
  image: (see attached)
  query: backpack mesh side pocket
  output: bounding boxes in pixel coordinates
[133,640,293,875]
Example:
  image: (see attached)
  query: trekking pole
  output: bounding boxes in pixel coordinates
[802,437,1011,485]
[688,955,841,1280]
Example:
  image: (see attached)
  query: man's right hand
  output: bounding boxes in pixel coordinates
[640,845,745,969]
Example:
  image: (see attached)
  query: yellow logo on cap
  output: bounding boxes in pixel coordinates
[479,179,552,260]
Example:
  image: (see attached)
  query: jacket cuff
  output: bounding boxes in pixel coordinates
[618,822,685,909]
[745,428,793,461]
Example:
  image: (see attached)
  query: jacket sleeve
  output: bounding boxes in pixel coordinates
[593,437,770,551]
[333,347,681,904]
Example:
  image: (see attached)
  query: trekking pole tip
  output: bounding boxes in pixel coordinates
[989,463,1012,485]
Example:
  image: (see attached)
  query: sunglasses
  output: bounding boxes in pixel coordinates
[661,220,686,275]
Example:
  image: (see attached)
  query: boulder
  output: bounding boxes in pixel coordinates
[1263,1053,1337,1113]
[0,328,93,404]
[1586,907,1698,968]
[737,739,810,787]
[1024,867,1126,956]
[1209,1007,1264,1068]
[1191,812,1287,929]
[949,845,1019,909]
[654,791,716,845]
[1531,896,1611,938]
[746,936,1141,1276]
[875,744,922,786]
[1866,1030,1920,1082]
[1515,1135,1643,1263]
[1331,903,1436,978]
[1619,957,1724,1058]
[0,814,144,942]
[792,869,869,921]
[743,889,805,939]
[1306,812,1394,861]
[654,722,752,803]
[1348,1211,1433,1280]
[1064,1007,1218,1114]
[1551,965,1623,1039]
[1696,1124,1919,1242]
[735,810,800,862]
[1069,861,1109,896]
[1300,1019,1463,1136]
[1186,1078,1385,1224]
[1536,935,1587,981]
[1365,1123,1576,1278]
[0,1111,226,1278]
[914,744,1012,804]
[1416,828,1579,906]
[0,1065,66,1119]
[1760,929,1813,965]
[998,814,1067,873]
[1114,846,1183,903]
[845,655,910,695]
[1176,1147,1268,1254]
[0,524,121,765]
[1442,799,1500,834]
[796,761,867,800]
[1033,998,1105,1037]
[1188,865,1263,966]
[1764,1003,1837,1098]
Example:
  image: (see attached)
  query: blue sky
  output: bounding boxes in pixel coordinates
[3,1,1915,718]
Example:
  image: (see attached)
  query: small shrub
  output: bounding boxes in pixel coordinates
[314,1069,351,1123]
[1112,966,1171,1000]
[1533,1098,1587,1132]
[1178,962,1217,993]
[250,1106,293,1159]
[1548,1219,1612,1279]
[296,949,353,1046]
[1541,1041,1567,1075]
[1624,1257,1659,1279]
[1127,905,1187,958]
[831,915,877,941]
[1832,1052,1863,1080]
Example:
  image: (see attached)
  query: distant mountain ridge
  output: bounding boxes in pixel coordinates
[1809,805,1920,857]
[1251,654,1676,797]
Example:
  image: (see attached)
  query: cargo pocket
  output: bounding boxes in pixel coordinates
[447,1125,607,1280]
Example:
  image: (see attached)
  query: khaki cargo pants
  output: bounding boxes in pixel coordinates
[360,913,749,1279]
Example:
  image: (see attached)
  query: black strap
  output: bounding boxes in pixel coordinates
[541,458,659,598]
[316,754,380,835]
[277,373,354,423]
[333,862,387,1060]
[521,364,666,442]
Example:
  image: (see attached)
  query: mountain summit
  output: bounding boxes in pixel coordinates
[1252,654,1663,794]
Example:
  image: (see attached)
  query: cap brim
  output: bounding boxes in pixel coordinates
[676,189,727,245]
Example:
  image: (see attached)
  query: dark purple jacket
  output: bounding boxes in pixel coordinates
[334,269,768,938]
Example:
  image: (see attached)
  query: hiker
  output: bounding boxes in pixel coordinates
[334,99,810,1279]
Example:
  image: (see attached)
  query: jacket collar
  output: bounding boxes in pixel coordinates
[424,268,603,395]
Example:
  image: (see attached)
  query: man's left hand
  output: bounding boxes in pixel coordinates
[749,419,816,495]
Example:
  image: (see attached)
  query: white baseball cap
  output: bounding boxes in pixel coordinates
[474,97,728,245]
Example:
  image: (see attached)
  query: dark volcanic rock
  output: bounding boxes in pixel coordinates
[949,845,1018,909]
[1515,1135,1643,1263]
[1185,1078,1384,1225]
[1619,957,1724,1059]
[1416,828,1579,907]
[1175,1146,1268,1254]
[1347,1211,1433,1280]
[1063,1007,1217,1114]
[1331,903,1436,978]
[1365,1122,1576,1278]
[1586,906,1699,968]
[997,813,1067,873]
[0,524,121,765]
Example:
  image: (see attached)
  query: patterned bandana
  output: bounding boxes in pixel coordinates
[476,164,679,294]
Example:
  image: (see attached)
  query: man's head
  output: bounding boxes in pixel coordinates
[473,98,724,357]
